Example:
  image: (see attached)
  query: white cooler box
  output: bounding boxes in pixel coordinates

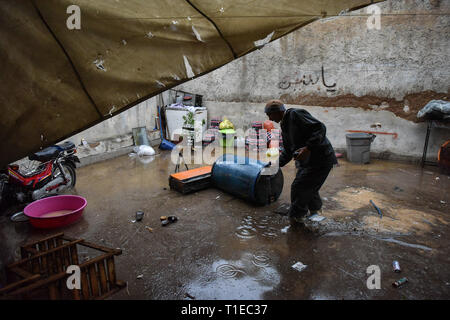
[165,107,207,143]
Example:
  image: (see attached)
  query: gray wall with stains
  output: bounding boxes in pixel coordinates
[174,0,449,161]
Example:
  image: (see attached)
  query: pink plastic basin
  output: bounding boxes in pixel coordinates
[24,195,87,229]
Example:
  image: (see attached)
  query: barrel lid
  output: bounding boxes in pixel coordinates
[346,133,373,139]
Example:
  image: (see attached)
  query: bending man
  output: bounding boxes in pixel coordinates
[265,100,337,222]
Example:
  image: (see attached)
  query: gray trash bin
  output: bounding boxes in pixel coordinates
[346,133,376,164]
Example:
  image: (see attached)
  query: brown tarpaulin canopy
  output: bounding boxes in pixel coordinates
[0,0,379,167]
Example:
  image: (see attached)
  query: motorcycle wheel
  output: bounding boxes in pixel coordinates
[60,164,76,189]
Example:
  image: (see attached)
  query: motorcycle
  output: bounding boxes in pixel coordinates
[0,141,80,205]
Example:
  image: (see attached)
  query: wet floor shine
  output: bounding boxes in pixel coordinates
[1,151,449,299]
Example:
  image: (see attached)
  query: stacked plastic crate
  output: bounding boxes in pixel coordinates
[202,118,220,146]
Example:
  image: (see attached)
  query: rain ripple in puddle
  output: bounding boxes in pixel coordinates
[235,216,257,239]
[251,250,271,268]
[216,264,247,278]
[235,215,279,240]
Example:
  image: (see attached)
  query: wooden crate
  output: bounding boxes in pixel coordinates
[0,233,125,300]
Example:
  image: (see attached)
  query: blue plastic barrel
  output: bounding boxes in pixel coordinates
[211,154,284,205]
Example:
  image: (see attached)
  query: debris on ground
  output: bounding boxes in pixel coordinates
[291,261,308,272]
[393,260,401,273]
[392,277,408,288]
[185,293,196,300]
[137,274,144,279]
[369,200,383,219]
[281,225,290,233]
[216,196,220,200]
[393,186,403,192]
[160,216,167,220]
[309,214,326,222]
[145,226,153,232]
[136,210,144,221]
[161,216,178,227]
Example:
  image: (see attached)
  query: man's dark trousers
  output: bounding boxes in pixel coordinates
[289,165,333,218]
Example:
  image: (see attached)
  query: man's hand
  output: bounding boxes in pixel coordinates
[293,147,310,161]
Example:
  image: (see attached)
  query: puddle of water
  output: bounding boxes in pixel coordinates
[235,215,281,240]
[216,264,247,278]
[185,251,280,299]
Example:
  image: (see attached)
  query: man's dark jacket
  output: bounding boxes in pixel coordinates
[279,108,337,168]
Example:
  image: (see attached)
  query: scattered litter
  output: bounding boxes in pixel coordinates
[216,196,220,200]
[369,200,383,219]
[393,261,401,273]
[145,226,153,233]
[161,216,178,227]
[281,226,290,233]
[323,197,328,201]
[135,210,144,221]
[131,220,136,223]
[185,292,196,300]
[440,200,446,204]
[93,58,106,71]
[81,138,89,147]
[309,214,326,222]
[435,177,440,180]
[133,145,155,156]
[137,274,144,279]
[146,31,154,38]
[392,277,408,288]
[292,261,308,273]
[160,216,167,221]
[122,39,127,45]
[183,208,187,211]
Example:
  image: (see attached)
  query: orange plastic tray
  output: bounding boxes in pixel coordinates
[170,166,212,181]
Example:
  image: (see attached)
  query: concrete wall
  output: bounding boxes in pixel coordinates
[174,0,450,161]
[66,96,162,166]
[201,101,450,161]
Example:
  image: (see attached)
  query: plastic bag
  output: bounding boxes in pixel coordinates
[133,145,155,156]
[417,100,450,120]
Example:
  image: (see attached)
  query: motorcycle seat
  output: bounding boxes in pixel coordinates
[28,146,62,162]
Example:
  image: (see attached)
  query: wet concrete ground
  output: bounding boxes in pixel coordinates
[1,150,449,299]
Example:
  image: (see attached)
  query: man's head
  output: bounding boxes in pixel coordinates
[265,99,286,123]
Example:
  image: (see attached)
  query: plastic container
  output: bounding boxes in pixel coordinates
[211,154,283,205]
[24,195,87,228]
[219,129,236,147]
[346,133,376,164]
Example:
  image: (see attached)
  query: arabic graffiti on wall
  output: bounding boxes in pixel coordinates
[278,65,337,93]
